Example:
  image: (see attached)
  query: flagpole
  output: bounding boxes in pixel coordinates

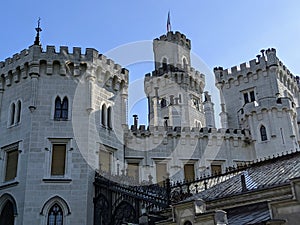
[167,11,171,33]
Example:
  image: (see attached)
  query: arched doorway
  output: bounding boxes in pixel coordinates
[0,200,14,225]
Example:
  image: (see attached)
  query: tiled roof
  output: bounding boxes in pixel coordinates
[187,150,300,201]
[227,202,270,225]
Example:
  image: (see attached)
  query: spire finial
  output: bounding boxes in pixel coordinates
[167,11,171,33]
[34,17,42,46]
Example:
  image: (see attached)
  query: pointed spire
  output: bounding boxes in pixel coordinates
[34,17,42,46]
[167,11,171,33]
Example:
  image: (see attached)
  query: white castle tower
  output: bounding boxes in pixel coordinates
[214,48,300,158]
[144,31,208,128]
[0,23,128,224]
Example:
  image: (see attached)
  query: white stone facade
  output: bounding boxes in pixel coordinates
[0,30,299,224]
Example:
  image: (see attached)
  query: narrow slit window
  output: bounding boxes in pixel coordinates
[10,103,15,125]
[16,101,21,123]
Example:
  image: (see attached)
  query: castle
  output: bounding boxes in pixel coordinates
[0,23,299,224]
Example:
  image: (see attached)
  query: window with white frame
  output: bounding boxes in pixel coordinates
[242,88,256,104]
[98,145,116,174]
[155,160,168,185]
[51,144,66,176]
[8,100,22,127]
[184,163,195,181]
[101,104,107,127]
[1,142,20,183]
[54,96,68,121]
[45,138,72,180]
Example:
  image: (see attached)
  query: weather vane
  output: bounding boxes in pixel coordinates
[34,17,42,46]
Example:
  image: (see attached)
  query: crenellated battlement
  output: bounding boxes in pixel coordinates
[144,64,205,95]
[214,48,279,84]
[154,31,191,50]
[124,125,250,141]
[0,45,129,90]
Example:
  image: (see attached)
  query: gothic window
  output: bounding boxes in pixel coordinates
[101,104,107,127]
[16,100,21,124]
[183,58,187,69]
[47,204,63,225]
[61,97,68,120]
[107,106,112,129]
[51,144,66,176]
[54,97,69,120]
[260,125,268,141]
[184,164,195,181]
[0,201,14,225]
[162,58,167,70]
[9,103,15,126]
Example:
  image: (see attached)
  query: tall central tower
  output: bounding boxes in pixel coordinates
[144,31,207,128]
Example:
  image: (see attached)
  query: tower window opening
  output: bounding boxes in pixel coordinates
[107,106,112,129]
[243,89,256,104]
[161,98,167,108]
[101,104,107,127]
[260,125,268,141]
[183,58,187,69]
[16,100,21,124]
[9,103,15,126]
[162,58,168,70]
[54,96,69,120]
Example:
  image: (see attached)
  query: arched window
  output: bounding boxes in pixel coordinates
[40,196,71,224]
[107,106,112,129]
[161,98,167,108]
[9,103,15,126]
[54,97,62,120]
[184,221,192,225]
[16,100,21,124]
[61,97,68,120]
[260,125,268,141]
[162,58,167,70]
[101,104,107,126]
[54,97,68,120]
[47,204,63,225]
[0,201,14,225]
[183,58,187,69]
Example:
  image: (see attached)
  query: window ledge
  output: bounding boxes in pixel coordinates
[0,181,19,190]
[42,178,72,183]
[7,123,21,129]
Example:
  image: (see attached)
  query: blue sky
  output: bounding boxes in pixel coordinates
[1,0,300,126]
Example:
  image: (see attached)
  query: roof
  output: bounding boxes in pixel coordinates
[185,150,300,202]
[226,202,270,225]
